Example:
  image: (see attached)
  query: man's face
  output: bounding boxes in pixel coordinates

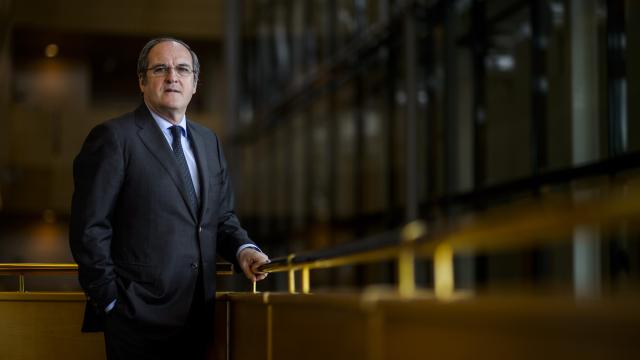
[139,41,197,121]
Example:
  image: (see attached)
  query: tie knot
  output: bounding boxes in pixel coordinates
[170,125,183,139]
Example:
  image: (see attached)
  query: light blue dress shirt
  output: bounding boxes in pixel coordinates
[149,110,200,199]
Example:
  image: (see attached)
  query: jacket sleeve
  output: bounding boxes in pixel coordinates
[214,135,257,267]
[69,124,124,311]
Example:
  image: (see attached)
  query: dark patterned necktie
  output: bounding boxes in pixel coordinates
[170,125,198,212]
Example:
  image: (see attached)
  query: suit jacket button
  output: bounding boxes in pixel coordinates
[191,262,199,270]
[198,226,203,233]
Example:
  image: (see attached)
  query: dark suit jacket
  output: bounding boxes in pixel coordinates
[69,104,254,332]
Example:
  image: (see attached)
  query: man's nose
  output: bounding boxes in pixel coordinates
[164,68,179,81]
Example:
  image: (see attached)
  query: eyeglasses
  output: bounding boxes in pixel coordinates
[146,65,194,77]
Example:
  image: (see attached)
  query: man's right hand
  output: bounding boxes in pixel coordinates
[237,248,270,282]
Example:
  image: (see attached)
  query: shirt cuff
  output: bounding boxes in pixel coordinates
[236,244,261,259]
[105,299,116,313]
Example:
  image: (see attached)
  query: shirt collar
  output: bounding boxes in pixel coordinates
[147,106,188,137]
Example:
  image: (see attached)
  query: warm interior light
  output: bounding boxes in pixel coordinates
[44,43,59,58]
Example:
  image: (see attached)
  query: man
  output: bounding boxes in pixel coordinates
[69,37,269,359]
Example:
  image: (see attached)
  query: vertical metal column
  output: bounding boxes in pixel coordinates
[385,16,398,228]
[355,0,368,31]
[284,120,294,234]
[529,1,551,283]
[353,1,367,284]
[225,0,241,134]
[471,0,487,189]
[423,19,438,207]
[303,0,315,229]
[353,0,368,237]
[224,0,247,246]
[380,0,398,229]
[443,0,459,199]
[354,71,365,236]
[404,4,419,222]
[328,0,338,218]
[570,0,601,299]
[303,0,316,70]
[382,0,397,285]
[304,108,314,227]
[530,0,550,175]
[0,0,13,191]
[327,0,339,288]
[570,0,600,165]
[378,0,390,24]
[606,0,628,156]
[605,0,629,286]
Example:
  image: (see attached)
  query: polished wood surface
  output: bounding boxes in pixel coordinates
[226,293,271,360]
[2,289,639,359]
[269,293,380,360]
[0,294,105,360]
[380,294,640,360]
[222,291,640,360]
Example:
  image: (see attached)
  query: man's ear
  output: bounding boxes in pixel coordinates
[138,75,145,92]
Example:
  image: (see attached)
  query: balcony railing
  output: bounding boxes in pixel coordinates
[0,262,234,293]
[2,183,640,359]
[259,182,640,298]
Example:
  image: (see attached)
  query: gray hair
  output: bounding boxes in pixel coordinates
[137,37,200,84]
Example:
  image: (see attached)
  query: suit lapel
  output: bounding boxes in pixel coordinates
[134,105,198,221]
[189,124,209,222]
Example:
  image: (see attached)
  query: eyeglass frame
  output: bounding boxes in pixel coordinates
[146,64,195,78]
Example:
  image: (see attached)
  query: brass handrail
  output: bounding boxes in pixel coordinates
[0,262,234,293]
[0,263,79,274]
[258,222,426,296]
[257,184,640,298]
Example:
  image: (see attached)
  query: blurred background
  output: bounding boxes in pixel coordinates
[0,0,639,294]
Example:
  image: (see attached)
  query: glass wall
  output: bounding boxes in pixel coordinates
[233,0,640,289]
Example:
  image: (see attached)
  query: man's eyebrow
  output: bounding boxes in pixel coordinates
[148,62,192,69]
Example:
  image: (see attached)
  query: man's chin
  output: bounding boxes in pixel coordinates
[158,99,187,110]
